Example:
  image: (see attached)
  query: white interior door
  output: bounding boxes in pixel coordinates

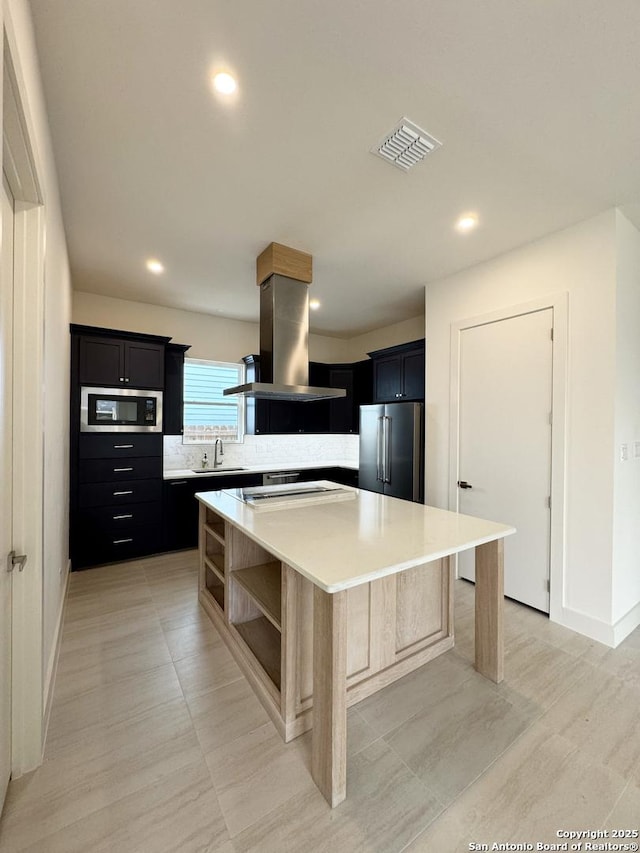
[457,308,553,612]
[0,176,15,811]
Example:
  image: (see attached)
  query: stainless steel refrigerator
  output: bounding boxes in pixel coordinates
[359,402,424,502]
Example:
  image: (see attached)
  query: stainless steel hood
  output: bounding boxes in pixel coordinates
[224,271,346,402]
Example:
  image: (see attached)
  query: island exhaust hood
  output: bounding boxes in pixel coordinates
[224,243,346,402]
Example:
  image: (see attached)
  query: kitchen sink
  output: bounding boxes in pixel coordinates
[191,467,247,473]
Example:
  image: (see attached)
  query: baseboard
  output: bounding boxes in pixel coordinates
[554,598,640,649]
[555,605,616,648]
[612,598,640,647]
[42,560,71,743]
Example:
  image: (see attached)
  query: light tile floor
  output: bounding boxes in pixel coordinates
[0,550,638,852]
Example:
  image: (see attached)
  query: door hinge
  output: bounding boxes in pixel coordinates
[550,327,554,341]
[546,579,551,592]
[548,411,553,426]
[546,495,551,509]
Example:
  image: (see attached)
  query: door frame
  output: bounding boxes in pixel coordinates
[448,293,568,624]
[3,11,46,776]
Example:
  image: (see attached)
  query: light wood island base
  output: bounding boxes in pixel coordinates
[197,503,454,746]
[474,538,505,683]
[195,488,512,808]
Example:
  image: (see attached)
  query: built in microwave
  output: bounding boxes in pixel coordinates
[80,386,163,433]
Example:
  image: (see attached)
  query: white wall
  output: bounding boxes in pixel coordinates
[72,291,353,363]
[347,315,424,361]
[425,211,620,638]
[5,0,73,736]
[72,290,424,366]
[612,211,640,631]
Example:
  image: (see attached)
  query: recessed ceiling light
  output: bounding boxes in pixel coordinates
[146,258,164,274]
[212,72,237,95]
[455,213,479,233]
[309,298,321,311]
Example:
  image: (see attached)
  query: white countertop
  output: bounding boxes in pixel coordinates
[164,459,358,480]
[196,483,515,593]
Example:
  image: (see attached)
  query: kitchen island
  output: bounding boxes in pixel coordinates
[196,482,515,807]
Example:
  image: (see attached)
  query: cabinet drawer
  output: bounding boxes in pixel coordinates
[79,478,162,507]
[79,457,162,483]
[79,501,162,531]
[79,433,162,459]
[74,522,161,568]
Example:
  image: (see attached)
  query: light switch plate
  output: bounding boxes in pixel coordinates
[620,443,629,462]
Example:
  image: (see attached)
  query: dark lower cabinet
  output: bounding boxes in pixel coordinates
[78,433,162,459]
[298,467,359,488]
[79,478,162,509]
[72,432,164,569]
[73,518,162,568]
[330,467,359,488]
[163,480,200,552]
[78,456,162,484]
[163,473,263,552]
[162,468,357,552]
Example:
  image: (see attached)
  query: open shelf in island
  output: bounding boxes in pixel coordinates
[233,616,281,690]
[205,565,224,610]
[204,507,225,540]
[204,521,225,546]
[204,552,224,581]
[205,531,224,577]
[231,561,281,631]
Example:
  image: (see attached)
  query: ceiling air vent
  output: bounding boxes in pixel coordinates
[371,118,441,172]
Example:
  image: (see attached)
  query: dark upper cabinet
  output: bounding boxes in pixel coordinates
[373,356,402,402]
[164,343,191,435]
[73,325,170,389]
[267,400,304,434]
[243,355,304,434]
[326,359,373,433]
[401,348,425,401]
[242,355,372,434]
[302,362,330,433]
[77,336,122,386]
[125,340,166,388]
[327,367,352,433]
[369,339,425,403]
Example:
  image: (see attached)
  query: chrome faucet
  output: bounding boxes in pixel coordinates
[214,438,224,468]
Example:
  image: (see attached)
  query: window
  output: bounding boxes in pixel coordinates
[183,358,244,443]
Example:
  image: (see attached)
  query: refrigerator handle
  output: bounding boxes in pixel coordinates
[383,416,392,483]
[376,416,384,482]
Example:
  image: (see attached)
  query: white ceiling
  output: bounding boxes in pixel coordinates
[28,0,640,337]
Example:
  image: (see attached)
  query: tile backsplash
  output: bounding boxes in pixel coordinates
[164,433,359,470]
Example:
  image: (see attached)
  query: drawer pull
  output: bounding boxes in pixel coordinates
[113,444,134,449]
[113,538,133,544]
[170,481,188,486]
[112,513,133,520]
[113,490,133,496]
[113,467,134,472]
